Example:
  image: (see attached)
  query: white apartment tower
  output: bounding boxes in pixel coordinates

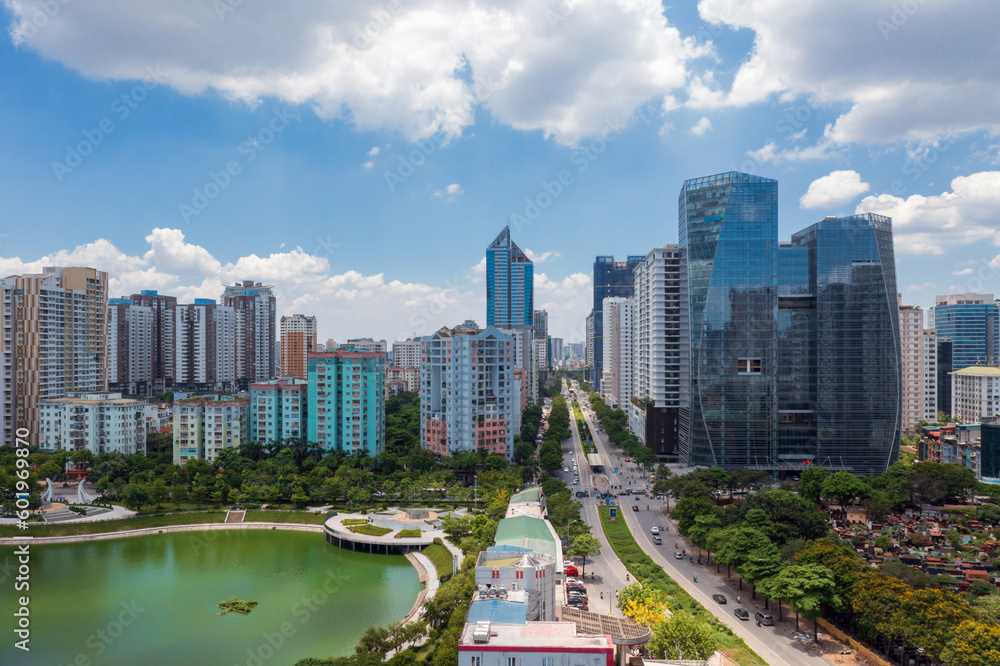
[899,298,924,430]
[600,297,636,410]
[346,338,388,354]
[923,329,938,421]
[40,392,145,454]
[223,280,277,384]
[0,267,108,446]
[175,300,237,390]
[392,339,422,369]
[279,314,318,380]
[107,298,154,392]
[951,367,1000,424]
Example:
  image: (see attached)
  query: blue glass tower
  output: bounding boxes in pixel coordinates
[679,172,779,468]
[932,298,999,372]
[593,256,644,384]
[486,227,533,327]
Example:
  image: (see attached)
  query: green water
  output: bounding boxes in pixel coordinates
[0,530,422,665]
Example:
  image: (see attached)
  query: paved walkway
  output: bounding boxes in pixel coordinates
[0,503,135,526]
[386,551,440,658]
[324,509,458,547]
[0,522,323,546]
[441,537,464,577]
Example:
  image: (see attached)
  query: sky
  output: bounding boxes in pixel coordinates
[0,0,998,344]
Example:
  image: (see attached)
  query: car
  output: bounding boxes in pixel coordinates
[572,478,580,485]
[563,467,570,472]
[564,565,579,576]
[734,608,750,621]
[566,601,588,611]
[567,595,588,605]
[653,536,662,545]
[712,594,727,604]
[617,490,628,496]
[674,552,684,560]
[754,612,774,626]
[566,588,587,597]
[575,491,589,498]
[632,505,639,511]
[625,457,631,462]
[650,526,660,535]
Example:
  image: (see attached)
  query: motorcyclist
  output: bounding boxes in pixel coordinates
[693,575,697,583]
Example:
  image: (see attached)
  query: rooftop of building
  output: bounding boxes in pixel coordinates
[459,621,613,649]
[41,394,138,405]
[494,515,557,560]
[465,598,529,625]
[953,366,1000,376]
[510,487,543,503]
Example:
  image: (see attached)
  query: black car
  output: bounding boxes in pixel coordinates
[734,608,750,621]
[754,611,774,626]
[712,594,727,604]
[632,505,639,511]
[575,491,589,498]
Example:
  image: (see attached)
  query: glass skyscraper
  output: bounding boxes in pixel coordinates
[931,295,999,372]
[679,172,779,468]
[678,171,901,476]
[592,256,644,382]
[486,226,533,327]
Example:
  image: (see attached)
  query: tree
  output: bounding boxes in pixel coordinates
[973,594,1000,620]
[895,588,974,661]
[740,543,783,605]
[648,613,718,660]
[354,625,391,655]
[939,620,1000,666]
[851,569,910,640]
[873,535,893,552]
[171,483,187,508]
[671,497,717,534]
[820,471,870,509]
[568,533,601,578]
[687,514,723,560]
[769,564,840,640]
[616,582,668,626]
[976,503,1000,525]
[441,515,474,541]
[798,466,829,504]
[716,526,772,585]
[879,559,934,589]
[795,539,867,604]
[119,481,153,511]
[862,489,893,523]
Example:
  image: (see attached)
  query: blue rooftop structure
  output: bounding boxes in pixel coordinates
[466,599,528,625]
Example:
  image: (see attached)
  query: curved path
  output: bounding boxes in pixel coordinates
[0,521,323,545]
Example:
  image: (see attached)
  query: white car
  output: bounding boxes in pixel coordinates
[572,478,580,485]
[650,526,660,535]
[563,467,570,472]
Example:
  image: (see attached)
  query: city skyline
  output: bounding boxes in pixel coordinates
[1,3,998,343]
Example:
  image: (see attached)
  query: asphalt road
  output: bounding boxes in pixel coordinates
[565,381,829,666]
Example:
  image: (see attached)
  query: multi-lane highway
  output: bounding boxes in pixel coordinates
[563,381,828,666]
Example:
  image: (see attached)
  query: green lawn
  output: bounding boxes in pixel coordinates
[397,529,422,538]
[244,511,327,525]
[342,518,369,525]
[598,506,767,666]
[345,524,393,537]
[0,512,226,538]
[422,542,454,580]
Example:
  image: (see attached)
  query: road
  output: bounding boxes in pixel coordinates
[566,381,828,666]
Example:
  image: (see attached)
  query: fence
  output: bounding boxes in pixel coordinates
[817,618,892,666]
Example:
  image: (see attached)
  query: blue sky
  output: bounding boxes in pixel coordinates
[1,0,998,342]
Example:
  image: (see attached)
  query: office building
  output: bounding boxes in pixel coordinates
[549,337,563,364]
[108,298,154,394]
[592,255,643,383]
[280,314,317,380]
[175,300,238,391]
[419,325,514,458]
[982,422,1000,485]
[307,348,386,456]
[600,297,635,410]
[0,266,108,446]
[249,378,308,444]
[172,395,249,464]
[223,280,277,384]
[486,226,533,327]
[392,339,422,369]
[129,290,177,386]
[932,293,1000,371]
[938,337,954,416]
[923,329,938,422]
[346,337,387,354]
[585,310,594,376]
[951,367,1000,424]
[899,299,925,430]
[39,392,145,454]
[679,171,900,475]
[498,325,535,407]
[630,246,688,460]
[532,310,548,341]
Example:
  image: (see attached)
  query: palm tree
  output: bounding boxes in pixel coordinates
[240,441,264,461]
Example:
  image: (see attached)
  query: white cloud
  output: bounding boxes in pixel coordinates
[524,249,561,264]
[4,0,708,145]
[534,271,591,341]
[745,139,840,164]
[696,0,1000,147]
[799,170,870,209]
[690,116,711,136]
[905,282,935,292]
[855,171,1000,254]
[0,228,592,341]
[953,268,974,276]
[367,146,380,156]
[432,183,464,201]
[363,160,374,169]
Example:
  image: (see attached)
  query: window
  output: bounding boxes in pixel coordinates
[470,658,481,666]
[737,358,762,374]
[541,659,553,666]
[506,659,517,666]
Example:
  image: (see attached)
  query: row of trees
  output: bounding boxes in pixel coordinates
[587,393,657,468]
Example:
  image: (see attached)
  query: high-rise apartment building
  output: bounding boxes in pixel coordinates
[279,314,317,380]
[486,226,533,327]
[40,392,145,454]
[249,378,308,444]
[923,329,938,422]
[108,298,154,393]
[932,293,999,371]
[600,297,635,410]
[129,290,177,386]
[392,339,422,369]
[306,349,386,455]
[550,338,564,364]
[0,266,108,446]
[630,246,688,461]
[679,171,900,475]
[419,325,514,458]
[172,395,249,464]
[175,300,237,390]
[899,299,925,430]
[345,338,387,354]
[951,367,1000,423]
[498,325,535,407]
[222,280,277,384]
[585,311,594,369]
[592,255,643,383]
